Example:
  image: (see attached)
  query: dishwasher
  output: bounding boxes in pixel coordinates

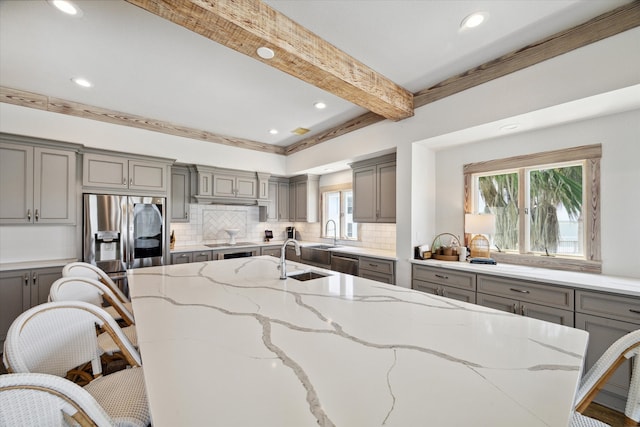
[330,252,359,276]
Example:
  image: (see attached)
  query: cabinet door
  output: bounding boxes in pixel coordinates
[261,246,281,257]
[235,176,257,198]
[278,182,289,221]
[440,285,476,304]
[413,279,440,295]
[33,148,75,224]
[171,252,193,264]
[575,313,637,412]
[376,161,396,222]
[0,270,30,347]
[352,165,376,223]
[522,303,574,327]
[129,160,166,192]
[213,174,236,197]
[477,293,519,314]
[30,267,63,307]
[193,251,212,262]
[266,181,278,222]
[294,181,307,221]
[83,153,127,188]
[171,168,190,222]
[0,142,33,223]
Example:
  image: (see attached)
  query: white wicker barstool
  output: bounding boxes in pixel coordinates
[2,301,150,427]
[572,329,640,427]
[49,276,137,354]
[62,262,132,311]
[0,372,115,426]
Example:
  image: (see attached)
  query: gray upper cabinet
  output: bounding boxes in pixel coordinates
[1,141,76,225]
[171,166,190,222]
[351,153,396,223]
[289,175,319,222]
[262,177,290,222]
[83,152,168,193]
[213,173,257,198]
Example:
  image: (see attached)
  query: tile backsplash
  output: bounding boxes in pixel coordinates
[170,204,396,251]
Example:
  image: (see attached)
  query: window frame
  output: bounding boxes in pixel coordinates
[320,183,359,241]
[463,144,601,273]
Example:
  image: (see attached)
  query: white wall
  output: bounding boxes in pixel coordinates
[430,109,640,278]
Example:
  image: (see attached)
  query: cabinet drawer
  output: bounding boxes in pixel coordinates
[477,275,573,310]
[359,257,394,275]
[414,280,476,304]
[576,290,640,325]
[171,252,193,264]
[360,270,393,284]
[412,265,476,291]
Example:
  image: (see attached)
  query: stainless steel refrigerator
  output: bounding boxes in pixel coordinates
[83,194,166,285]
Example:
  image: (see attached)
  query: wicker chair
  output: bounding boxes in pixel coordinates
[49,276,137,354]
[572,329,640,427]
[0,372,116,426]
[2,301,150,427]
[61,262,134,317]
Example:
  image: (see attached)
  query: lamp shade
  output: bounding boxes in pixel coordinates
[465,213,496,235]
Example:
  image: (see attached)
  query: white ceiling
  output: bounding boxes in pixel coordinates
[0,0,636,150]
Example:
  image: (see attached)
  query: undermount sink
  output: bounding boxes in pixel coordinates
[287,271,330,281]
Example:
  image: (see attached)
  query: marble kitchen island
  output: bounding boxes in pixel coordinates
[128,256,588,427]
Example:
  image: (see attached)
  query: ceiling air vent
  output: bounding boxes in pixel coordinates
[291,127,310,135]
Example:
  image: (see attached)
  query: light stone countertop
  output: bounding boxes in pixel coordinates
[128,256,588,427]
[172,240,398,261]
[0,258,77,272]
[412,258,640,297]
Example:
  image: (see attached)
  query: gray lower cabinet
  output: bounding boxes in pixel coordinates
[412,264,476,303]
[171,166,190,222]
[575,290,640,412]
[476,274,574,326]
[171,252,193,264]
[0,267,62,347]
[261,246,281,257]
[1,141,76,225]
[285,246,301,263]
[192,251,213,262]
[359,256,395,284]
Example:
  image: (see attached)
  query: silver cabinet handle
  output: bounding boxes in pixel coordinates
[510,288,530,294]
[130,178,133,186]
[435,274,449,280]
[179,254,188,258]
[32,272,37,285]
[513,303,518,314]
[184,212,188,219]
[24,274,29,287]
[27,209,31,221]
[630,309,640,315]
[123,177,127,185]
[442,289,448,297]
[368,263,379,268]
[34,209,39,222]
[520,305,526,316]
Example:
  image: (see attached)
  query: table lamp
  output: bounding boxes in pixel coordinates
[465,213,496,259]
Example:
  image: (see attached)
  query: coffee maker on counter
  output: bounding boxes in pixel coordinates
[286,226,296,239]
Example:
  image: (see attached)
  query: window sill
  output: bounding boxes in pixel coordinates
[490,252,601,274]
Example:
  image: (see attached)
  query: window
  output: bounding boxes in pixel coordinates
[464,145,601,273]
[321,187,358,240]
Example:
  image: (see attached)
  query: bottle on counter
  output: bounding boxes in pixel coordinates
[170,230,176,250]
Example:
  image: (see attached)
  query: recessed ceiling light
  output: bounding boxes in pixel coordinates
[49,0,82,16]
[71,77,93,88]
[257,47,275,60]
[269,129,279,135]
[314,102,327,110]
[499,123,520,131]
[460,12,488,30]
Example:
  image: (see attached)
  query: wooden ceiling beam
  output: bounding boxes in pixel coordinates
[0,86,285,155]
[286,1,640,155]
[125,0,414,122]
